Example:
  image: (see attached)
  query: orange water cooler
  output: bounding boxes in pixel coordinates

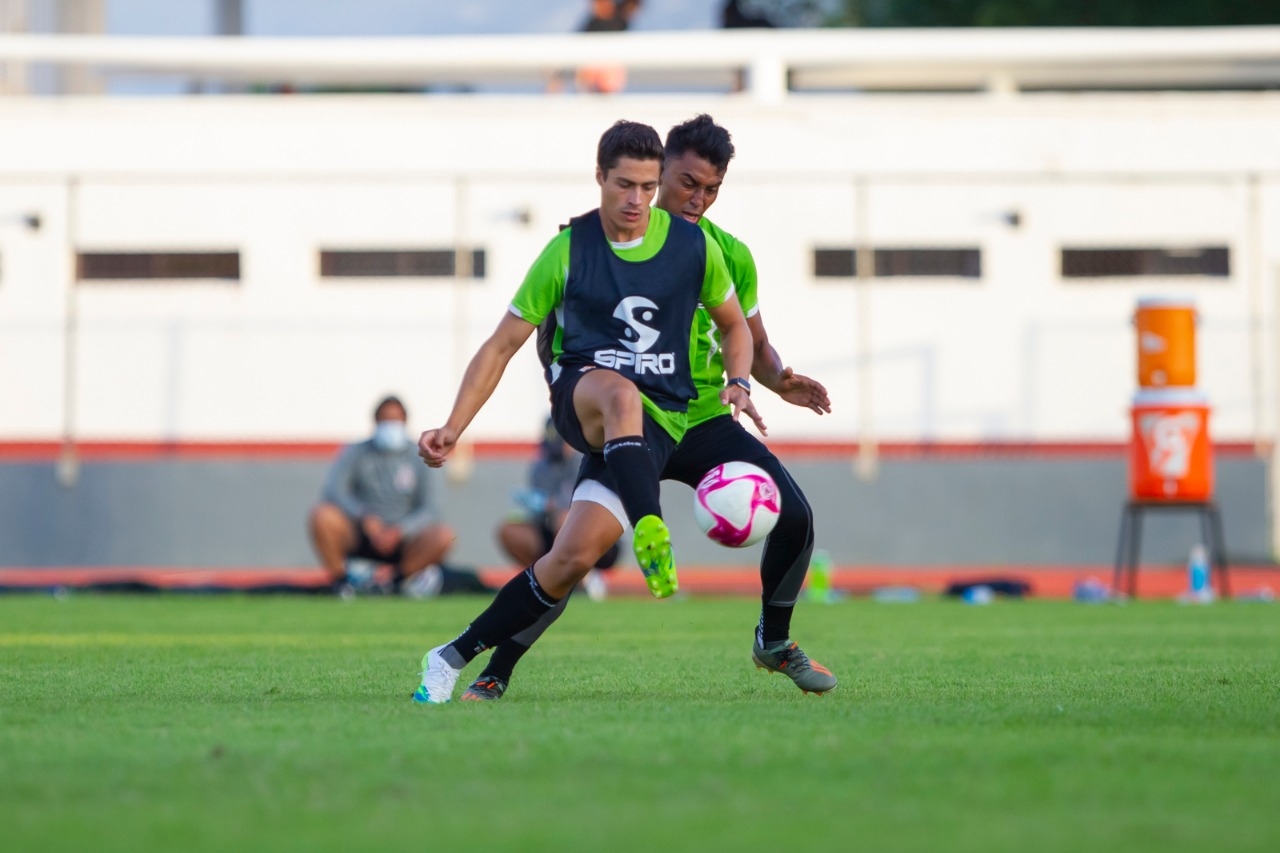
[1134,296,1197,388]
[1115,298,1228,598]
[1128,389,1213,501]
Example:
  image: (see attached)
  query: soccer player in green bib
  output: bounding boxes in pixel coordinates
[413,120,759,704]
[460,115,837,701]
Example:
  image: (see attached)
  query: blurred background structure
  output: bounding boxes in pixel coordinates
[2,1,1279,579]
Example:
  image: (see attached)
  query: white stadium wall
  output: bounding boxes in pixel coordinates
[3,92,1280,444]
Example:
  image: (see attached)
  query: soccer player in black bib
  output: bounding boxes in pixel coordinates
[412,120,759,704]
[460,115,838,701]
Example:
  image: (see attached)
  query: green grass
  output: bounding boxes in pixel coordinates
[1,594,1277,853]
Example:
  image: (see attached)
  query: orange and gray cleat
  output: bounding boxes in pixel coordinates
[459,676,508,702]
[751,641,838,694]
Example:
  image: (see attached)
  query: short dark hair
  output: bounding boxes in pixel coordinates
[597,120,664,175]
[374,394,406,421]
[664,114,735,173]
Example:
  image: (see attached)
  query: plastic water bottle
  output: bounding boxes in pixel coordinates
[1185,544,1214,604]
[807,549,833,603]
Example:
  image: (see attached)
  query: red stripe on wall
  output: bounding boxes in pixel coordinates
[0,439,1263,462]
[0,564,1275,600]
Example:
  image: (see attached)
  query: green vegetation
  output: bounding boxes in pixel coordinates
[833,1,1279,28]
[2,595,1277,852]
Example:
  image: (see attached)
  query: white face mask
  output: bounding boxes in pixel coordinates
[372,420,409,451]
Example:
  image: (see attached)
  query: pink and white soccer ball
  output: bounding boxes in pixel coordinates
[693,461,782,548]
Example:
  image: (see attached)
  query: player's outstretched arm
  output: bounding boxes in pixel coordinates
[747,312,831,416]
[707,293,766,435]
[418,312,535,468]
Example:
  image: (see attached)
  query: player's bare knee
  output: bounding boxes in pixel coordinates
[595,377,643,422]
[309,503,349,536]
[544,543,597,586]
[432,523,457,547]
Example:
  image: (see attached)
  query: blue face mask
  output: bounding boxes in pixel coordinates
[372,420,409,452]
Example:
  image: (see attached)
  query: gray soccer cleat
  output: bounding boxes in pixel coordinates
[751,641,838,695]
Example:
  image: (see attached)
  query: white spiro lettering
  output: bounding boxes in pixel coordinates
[593,350,676,374]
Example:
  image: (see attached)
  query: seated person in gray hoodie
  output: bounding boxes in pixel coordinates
[308,395,455,595]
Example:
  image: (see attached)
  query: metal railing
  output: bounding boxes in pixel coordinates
[3,26,1280,98]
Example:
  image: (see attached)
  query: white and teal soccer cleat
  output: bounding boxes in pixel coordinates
[411,645,462,704]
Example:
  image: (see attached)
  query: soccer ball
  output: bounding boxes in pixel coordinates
[693,461,782,548]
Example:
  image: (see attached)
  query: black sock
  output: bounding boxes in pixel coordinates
[444,567,560,666]
[757,604,793,649]
[602,435,661,527]
[480,641,530,683]
[757,540,804,649]
[755,461,814,650]
[479,592,571,682]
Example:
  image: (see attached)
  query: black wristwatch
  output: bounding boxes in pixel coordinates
[726,377,752,395]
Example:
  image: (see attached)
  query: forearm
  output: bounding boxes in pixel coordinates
[751,340,787,393]
[719,321,754,383]
[443,339,516,436]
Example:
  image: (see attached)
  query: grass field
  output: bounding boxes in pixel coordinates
[1,593,1277,853]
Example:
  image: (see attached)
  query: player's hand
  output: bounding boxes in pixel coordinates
[418,427,457,468]
[722,386,767,436]
[773,367,831,416]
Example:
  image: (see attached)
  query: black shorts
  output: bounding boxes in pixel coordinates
[661,414,776,487]
[348,528,405,565]
[549,363,678,498]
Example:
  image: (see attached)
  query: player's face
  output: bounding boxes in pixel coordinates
[596,156,661,242]
[656,150,724,225]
